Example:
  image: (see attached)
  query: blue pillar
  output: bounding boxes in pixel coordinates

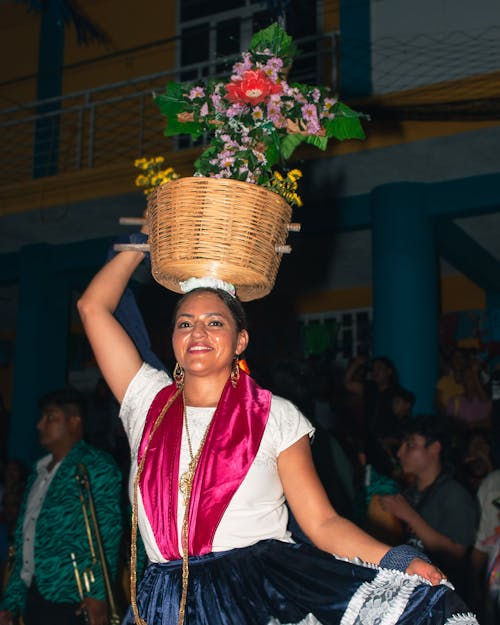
[33,0,65,178]
[371,183,439,413]
[339,0,372,98]
[9,244,71,464]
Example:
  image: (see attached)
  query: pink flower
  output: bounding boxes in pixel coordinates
[188,86,205,100]
[301,103,321,134]
[225,70,283,105]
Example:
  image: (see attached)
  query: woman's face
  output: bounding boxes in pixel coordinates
[172,291,248,379]
[372,360,391,386]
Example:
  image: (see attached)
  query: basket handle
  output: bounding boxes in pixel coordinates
[275,245,292,254]
[119,217,147,226]
[113,243,150,253]
[287,223,301,232]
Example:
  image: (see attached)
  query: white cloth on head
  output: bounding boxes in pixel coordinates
[179,276,236,297]
[119,363,314,562]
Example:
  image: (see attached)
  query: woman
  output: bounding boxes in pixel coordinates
[78,242,477,625]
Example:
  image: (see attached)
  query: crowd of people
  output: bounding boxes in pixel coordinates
[0,280,495,624]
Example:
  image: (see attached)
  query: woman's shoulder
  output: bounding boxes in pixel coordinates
[120,362,172,434]
[123,362,171,404]
[270,393,304,416]
[268,393,314,451]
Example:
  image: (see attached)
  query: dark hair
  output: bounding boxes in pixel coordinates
[38,388,86,421]
[394,387,415,406]
[172,287,248,333]
[402,414,450,451]
[372,356,399,385]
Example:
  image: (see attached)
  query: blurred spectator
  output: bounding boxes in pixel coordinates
[344,355,402,437]
[489,363,500,468]
[469,469,500,624]
[380,414,478,594]
[446,362,492,431]
[0,388,122,625]
[455,429,495,495]
[435,348,467,415]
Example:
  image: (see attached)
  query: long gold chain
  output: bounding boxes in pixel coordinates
[177,392,213,625]
[130,388,182,625]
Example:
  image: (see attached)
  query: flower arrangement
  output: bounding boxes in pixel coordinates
[134,156,180,195]
[153,23,365,207]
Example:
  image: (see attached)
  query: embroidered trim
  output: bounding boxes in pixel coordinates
[268,614,322,625]
[340,569,419,625]
[444,614,479,625]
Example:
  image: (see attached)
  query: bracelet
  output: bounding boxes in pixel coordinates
[379,545,431,572]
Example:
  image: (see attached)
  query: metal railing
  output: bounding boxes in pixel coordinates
[0,32,339,186]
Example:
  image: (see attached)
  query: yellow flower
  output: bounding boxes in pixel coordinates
[133,155,180,194]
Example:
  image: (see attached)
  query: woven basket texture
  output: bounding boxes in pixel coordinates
[147,177,292,301]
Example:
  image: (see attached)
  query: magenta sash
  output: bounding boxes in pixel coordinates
[138,371,272,559]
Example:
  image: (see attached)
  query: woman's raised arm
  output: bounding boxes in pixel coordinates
[78,249,145,404]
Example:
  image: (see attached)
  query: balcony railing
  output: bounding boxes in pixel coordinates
[0,31,339,186]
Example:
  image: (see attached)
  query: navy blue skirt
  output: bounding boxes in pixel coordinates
[122,540,477,625]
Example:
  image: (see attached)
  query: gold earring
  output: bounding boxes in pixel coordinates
[230,356,240,388]
[173,362,185,388]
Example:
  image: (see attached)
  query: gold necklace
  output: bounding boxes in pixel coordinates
[178,392,214,625]
[178,395,213,505]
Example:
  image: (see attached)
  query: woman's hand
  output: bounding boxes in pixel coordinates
[405,558,447,586]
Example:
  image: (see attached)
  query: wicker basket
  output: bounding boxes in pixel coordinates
[147,177,295,301]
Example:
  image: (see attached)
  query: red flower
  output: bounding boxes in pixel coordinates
[225,70,282,105]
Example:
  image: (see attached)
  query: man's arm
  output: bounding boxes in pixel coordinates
[380,494,468,563]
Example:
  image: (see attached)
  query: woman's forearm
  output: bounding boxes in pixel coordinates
[79,250,145,315]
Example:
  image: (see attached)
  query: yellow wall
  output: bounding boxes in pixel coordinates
[0,0,178,105]
[0,3,39,105]
[296,273,485,315]
[62,0,177,92]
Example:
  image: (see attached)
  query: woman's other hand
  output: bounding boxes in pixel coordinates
[405,558,447,586]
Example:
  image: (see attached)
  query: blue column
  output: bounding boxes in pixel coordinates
[33,0,65,178]
[9,244,71,464]
[339,0,372,98]
[371,182,439,413]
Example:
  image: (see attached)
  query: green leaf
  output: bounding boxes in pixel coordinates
[325,102,366,141]
[249,22,298,63]
[304,134,328,151]
[280,133,307,161]
[154,83,204,139]
[263,129,282,167]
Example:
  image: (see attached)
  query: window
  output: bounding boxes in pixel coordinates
[177,1,321,82]
[299,308,373,362]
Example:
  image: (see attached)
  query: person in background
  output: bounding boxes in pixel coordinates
[380,414,478,595]
[0,389,123,625]
[343,355,402,438]
[469,468,500,624]
[446,361,492,431]
[0,459,28,595]
[435,348,467,416]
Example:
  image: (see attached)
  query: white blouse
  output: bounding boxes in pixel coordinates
[120,363,314,562]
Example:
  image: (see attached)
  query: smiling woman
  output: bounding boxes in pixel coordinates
[76,242,479,625]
